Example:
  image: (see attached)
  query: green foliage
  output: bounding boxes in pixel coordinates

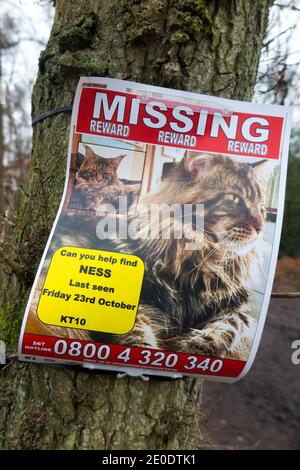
[280,130,300,256]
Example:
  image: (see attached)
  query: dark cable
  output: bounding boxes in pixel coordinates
[32,105,73,125]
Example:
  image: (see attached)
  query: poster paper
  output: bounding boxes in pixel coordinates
[18,77,293,381]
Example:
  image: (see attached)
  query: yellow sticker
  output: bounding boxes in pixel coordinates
[37,247,144,334]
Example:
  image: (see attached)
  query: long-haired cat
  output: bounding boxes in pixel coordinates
[89,153,268,360]
[69,145,139,212]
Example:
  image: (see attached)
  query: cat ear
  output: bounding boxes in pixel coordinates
[182,151,193,172]
[84,145,97,160]
[249,159,270,176]
[110,154,126,169]
[249,159,268,169]
[181,151,212,177]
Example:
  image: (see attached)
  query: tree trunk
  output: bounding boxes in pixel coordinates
[0,0,272,450]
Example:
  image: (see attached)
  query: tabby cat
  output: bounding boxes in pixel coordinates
[69,145,139,212]
[88,153,268,360]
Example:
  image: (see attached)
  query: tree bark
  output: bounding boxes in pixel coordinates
[0,0,272,450]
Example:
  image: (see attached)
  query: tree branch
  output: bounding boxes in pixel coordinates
[274,3,300,11]
[262,25,295,49]
[271,291,300,298]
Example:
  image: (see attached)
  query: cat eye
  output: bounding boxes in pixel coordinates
[224,193,241,206]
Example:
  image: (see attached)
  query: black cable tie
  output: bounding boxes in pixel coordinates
[32,105,73,125]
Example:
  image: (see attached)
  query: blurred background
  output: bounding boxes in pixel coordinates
[0,0,299,450]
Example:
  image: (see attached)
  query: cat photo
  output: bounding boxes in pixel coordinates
[68,145,141,213]
[19,79,291,380]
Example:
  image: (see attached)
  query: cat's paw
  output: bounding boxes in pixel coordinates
[174,328,226,357]
[175,313,257,360]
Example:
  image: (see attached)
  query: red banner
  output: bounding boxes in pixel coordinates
[22,333,246,378]
[76,88,283,159]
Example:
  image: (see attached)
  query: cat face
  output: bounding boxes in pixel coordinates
[77,146,125,185]
[168,154,268,255]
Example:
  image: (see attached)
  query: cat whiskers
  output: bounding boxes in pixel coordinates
[187,232,234,276]
[191,223,236,282]
[192,223,231,236]
[216,241,237,294]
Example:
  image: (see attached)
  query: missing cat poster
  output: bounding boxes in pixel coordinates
[18,77,292,381]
